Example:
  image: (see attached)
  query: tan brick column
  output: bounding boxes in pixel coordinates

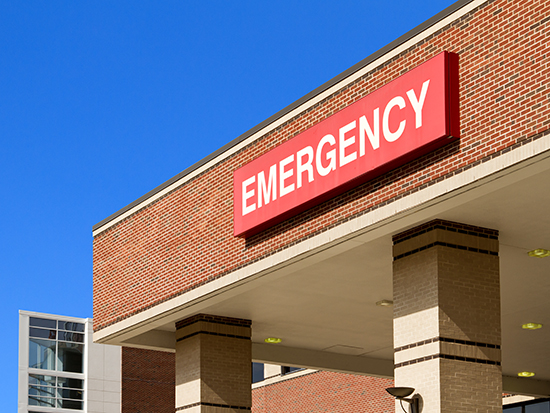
[175,314,252,413]
[392,220,501,413]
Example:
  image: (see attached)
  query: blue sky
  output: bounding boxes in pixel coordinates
[2,0,455,407]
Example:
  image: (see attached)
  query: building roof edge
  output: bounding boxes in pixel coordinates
[92,0,475,233]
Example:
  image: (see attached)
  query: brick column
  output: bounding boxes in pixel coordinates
[175,314,252,412]
[392,220,501,413]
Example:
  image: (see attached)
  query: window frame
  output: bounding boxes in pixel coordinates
[28,373,84,411]
[28,317,85,374]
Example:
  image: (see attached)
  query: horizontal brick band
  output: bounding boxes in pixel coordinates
[395,353,501,369]
[393,241,498,261]
[176,330,251,343]
[176,314,252,330]
[393,219,499,244]
[394,336,501,352]
[176,402,251,411]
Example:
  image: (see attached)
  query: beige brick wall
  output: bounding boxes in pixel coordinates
[175,315,252,412]
[395,359,441,413]
[437,247,500,345]
[394,247,440,319]
[439,359,502,412]
[392,220,501,412]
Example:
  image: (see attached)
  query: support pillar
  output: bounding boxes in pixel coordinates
[392,220,502,412]
[175,314,252,412]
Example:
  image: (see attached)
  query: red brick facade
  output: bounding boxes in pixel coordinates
[120,359,394,413]
[252,372,394,413]
[121,348,175,413]
[93,0,550,331]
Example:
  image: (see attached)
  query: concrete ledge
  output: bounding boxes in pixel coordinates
[252,343,394,379]
[502,376,550,397]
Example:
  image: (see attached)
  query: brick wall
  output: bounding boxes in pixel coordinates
[175,315,252,410]
[93,0,550,331]
[392,220,502,412]
[121,347,175,413]
[120,354,393,413]
[252,372,394,413]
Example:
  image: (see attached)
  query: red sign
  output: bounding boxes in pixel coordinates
[234,52,459,237]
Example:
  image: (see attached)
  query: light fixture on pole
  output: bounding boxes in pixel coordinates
[386,387,419,413]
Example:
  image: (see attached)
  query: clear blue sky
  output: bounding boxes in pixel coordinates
[2,0,455,406]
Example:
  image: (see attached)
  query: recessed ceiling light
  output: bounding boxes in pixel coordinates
[376,300,394,307]
[528,249,550,258]
[522,323,543,330]
[264,337,282,344]
[518,371,535,378]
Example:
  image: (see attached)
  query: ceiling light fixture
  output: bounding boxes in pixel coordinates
[264,337,282,344]
[518,371,535,378]
[528,249,550,258]
[522,323,543,330]
[376,299,394,307]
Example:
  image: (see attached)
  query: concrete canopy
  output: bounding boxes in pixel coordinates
[96,146,550,397]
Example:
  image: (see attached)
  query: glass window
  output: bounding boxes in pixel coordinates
[60,399,83,410]
[28,396,56,408]
[29,317,85,372]
[29,338,84,371]
[29,327,56,340]
[281,366,303,375]
[29,317,56,329]
[57,342,83,373]
[29,385,56,397]
[28,374,84,411]
[29,338,56,370]
[58,331,84,343]
[252,362,264,383]
[58,377,83,389]
[58,388,83,400]
[58,321,85,332]
[29,374,56,387]
[526,401,550,413]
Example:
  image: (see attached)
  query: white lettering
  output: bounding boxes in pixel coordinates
[242,176,256,216]
[316,134,336,177]
[359,108,380,156]
[257,164,277,208]
[383,96,406,142]
[279,154,295,197]
[339,121,357,167]
[296,146,314,188]
[406,80,430,128]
